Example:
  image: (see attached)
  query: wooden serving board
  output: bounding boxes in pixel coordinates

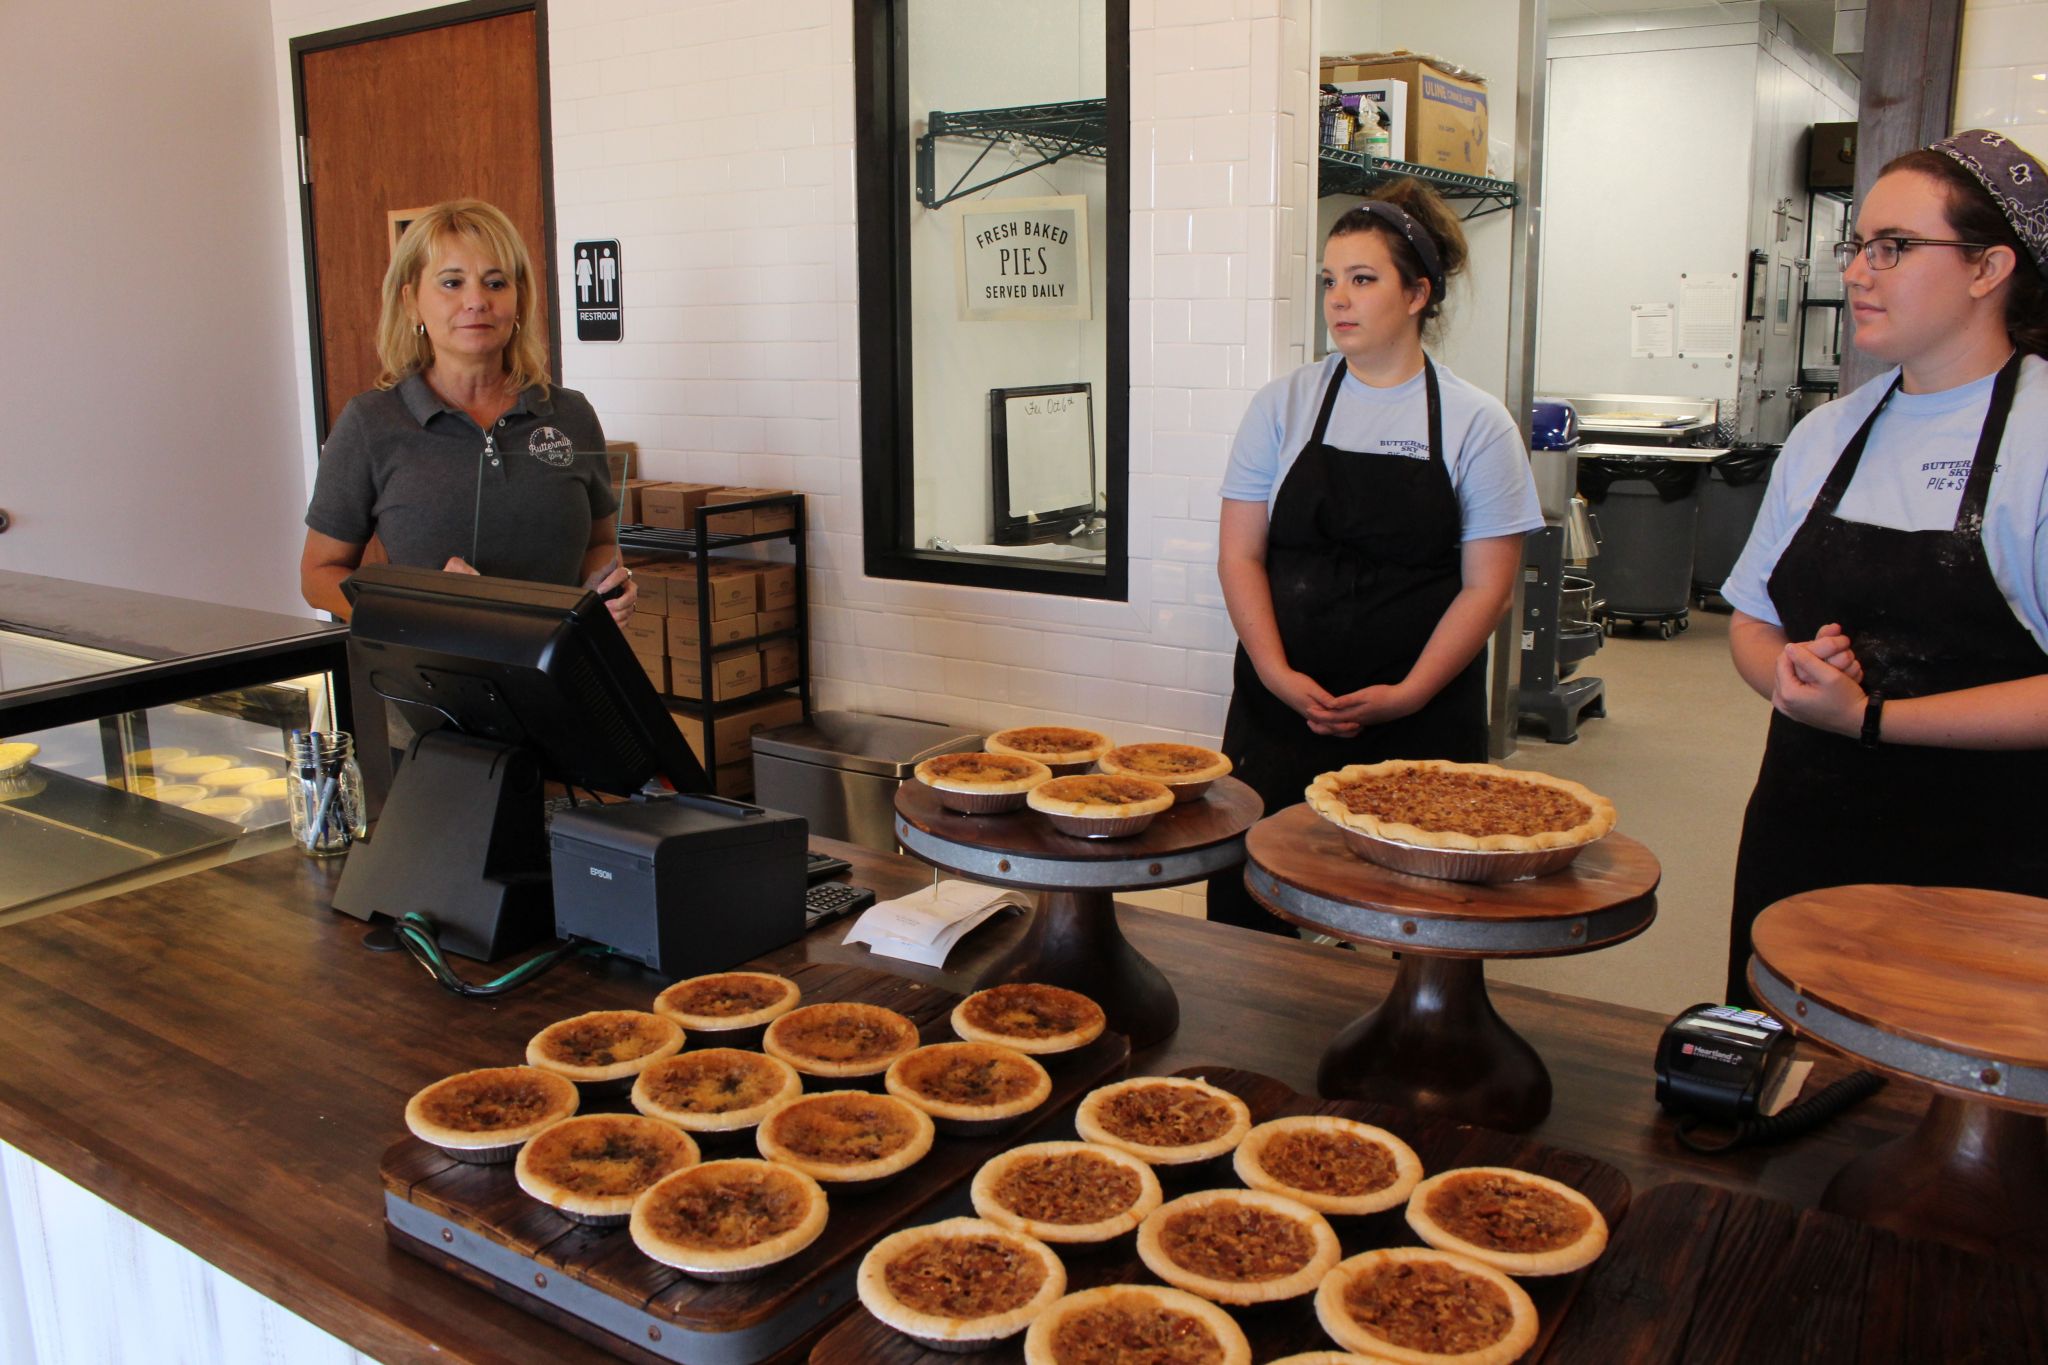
[1539,1181,2048,1364]
[380,961,1131,1365]
[812,1065,1632,1364]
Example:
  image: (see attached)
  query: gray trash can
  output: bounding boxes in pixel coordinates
[751,711,984,854]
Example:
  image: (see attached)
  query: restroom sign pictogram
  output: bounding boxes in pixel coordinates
[573,240,622,342]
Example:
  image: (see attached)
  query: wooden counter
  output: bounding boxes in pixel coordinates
[0,839,1928,1363]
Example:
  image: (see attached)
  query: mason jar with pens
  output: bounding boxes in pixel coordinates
[287,729,367,857]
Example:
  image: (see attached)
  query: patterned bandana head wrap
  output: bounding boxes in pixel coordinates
[1351,199,1446,303]
[1930,129,2048,275]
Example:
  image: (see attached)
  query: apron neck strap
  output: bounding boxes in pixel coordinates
[1306,356,1445,461]
[1956,350,2025,536]
[1308,358,1348,448]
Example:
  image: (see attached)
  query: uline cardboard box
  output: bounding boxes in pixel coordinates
[669,645,760,702]
[1320,54,1487,175]
[669,695,804,769]
[641,482,725,531]
[668,612,754,653]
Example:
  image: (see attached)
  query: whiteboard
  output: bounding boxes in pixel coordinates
[991,384,1095,526]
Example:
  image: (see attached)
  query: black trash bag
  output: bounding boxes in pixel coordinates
[1711,445,1778,487]
[1578,457,1702,504]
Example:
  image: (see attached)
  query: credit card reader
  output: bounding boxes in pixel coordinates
[1655,1003,1795,1125]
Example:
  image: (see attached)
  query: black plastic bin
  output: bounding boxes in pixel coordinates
[1577,456,1703,632]
[1693,445,1778,601]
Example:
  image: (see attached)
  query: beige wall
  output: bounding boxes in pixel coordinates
[1956,0,2048,151]
[0,0,308,614]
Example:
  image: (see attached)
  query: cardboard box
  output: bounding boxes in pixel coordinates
[618,478,661,524]
[621,613,666,654]
[641,482,725,531]
[712,562,762,613]
[761,640,799,687]
[669,695,803,768]
[1332,77,1408,161]
[624,557,667,614]
[669,646,761,702]
[655,563,754,622]
[757,606,798,636]
[714,762,754,799]
[633,649,668,694]
[606,439,638,480]
[704,488,798,535]
[749,561,797,613]
[1319,55,1487,175]
[668,612,754,653]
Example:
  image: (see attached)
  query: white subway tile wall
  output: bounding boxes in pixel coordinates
[536,0,1317,914]
[1958,0,2048,152]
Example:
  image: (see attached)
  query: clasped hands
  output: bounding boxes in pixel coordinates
[1773,621,1867,736]
[1264,667,1424,738]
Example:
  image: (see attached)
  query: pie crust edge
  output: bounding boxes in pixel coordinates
[1404,1165,1610,1277]
[1073,1076,1253,1165]
[1232,1114,1424,1216]
[856,1215,1068,1346]
[1306,759,1617,852]
[1313,1245,1540,1365]
[1135,1187,1341,1305]
[970,1140,1165,1243]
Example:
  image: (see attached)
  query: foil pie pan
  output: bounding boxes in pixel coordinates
[1042,811,1160,839]
[1334,823,1598,883]
[923,782,1033,815]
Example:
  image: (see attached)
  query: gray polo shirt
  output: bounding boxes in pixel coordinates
[306,373,616,586]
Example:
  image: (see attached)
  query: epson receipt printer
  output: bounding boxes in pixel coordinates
[549,795,807,975]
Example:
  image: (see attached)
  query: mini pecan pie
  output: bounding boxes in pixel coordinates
[631,1048,803,1133]
[1023,1284,1251,1365]
[755,1090,934,1184]
[1028,774,1175,838]
[514,1113,700,1226]
[652,971,800,1039]
[915,751,1054,813]
[526,1010,685,1096]
[1233,1114,1423,1216]
[1135,1189,1340,1306]
[404,1065,579,1164]
[1314,1247,1538,1365]
[1073,1076,1251,1168]
[1096,743,1232,803]
[1405,1166,1609,1277]
[629,1158,828,1281]
[858,1216,1067,1350]
[986,726,1113,775]
[953,982,1107,1055]
[762,1001,921,1079]
[1306,760,1615,853]
[972,1141,1163,1245]
[885,1041,1051,1134]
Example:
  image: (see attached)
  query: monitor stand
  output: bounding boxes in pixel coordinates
[331,728,554,962]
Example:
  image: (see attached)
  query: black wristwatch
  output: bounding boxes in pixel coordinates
[1860,692,1885,748]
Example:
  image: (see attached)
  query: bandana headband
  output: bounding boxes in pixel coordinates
[1352,199,1446,302]
[1930,129,2048,275]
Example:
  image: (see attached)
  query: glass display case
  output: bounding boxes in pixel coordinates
[0,571,353,915]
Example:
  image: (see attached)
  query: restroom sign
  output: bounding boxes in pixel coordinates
[573,239,622,341]
[955,195,1092,322]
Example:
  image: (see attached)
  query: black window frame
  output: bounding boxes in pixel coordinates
[853,0,1130,600]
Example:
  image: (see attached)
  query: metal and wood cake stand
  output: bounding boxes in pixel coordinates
[1751,884,2048,1262]
[1244,804,1661,1130]
[892,777,1262,1048]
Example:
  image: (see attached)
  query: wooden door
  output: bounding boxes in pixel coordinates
[298,9,550,437]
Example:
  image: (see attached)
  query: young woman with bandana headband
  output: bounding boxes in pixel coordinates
[1720,131,2048,1006]
[1207,180,1543,933]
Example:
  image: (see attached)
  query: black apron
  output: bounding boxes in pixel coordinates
[1209,358,1485,932]
[1726,352,2048,1004]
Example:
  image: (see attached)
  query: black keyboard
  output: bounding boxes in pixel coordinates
[805,881,875,927]
[806,849,853,883]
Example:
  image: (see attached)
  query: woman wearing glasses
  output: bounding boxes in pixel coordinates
[1718,131,2048,1006]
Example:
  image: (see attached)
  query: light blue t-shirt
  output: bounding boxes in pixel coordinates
[1218,353,1544,543]
[1722,355,2048,651]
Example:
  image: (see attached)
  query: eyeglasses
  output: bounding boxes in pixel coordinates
[1832,236,1993,270]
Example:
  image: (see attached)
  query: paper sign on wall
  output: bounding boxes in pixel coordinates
[1677,272,1738,359]
[955,195,1093,322]
[1630,305,1674,359]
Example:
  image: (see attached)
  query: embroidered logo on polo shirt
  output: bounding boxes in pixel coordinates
[528,426,575,466]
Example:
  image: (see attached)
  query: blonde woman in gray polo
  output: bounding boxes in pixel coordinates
[300,200,635,624]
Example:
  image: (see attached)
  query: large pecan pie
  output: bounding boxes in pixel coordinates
[857,1216,1067,1350]
[972,1140,1164,1245]
[1023,1284,1252,1365]
[1405,1166,1609,1277]
[885,1041,1051,1134]
[915,752,1054,813]
[652,970,799,1040]
[762,1000,920,1079]
[526,1010,685,1096]
[986,726,1113,775]
[1096,743,1232,803]
[404,1065,579,1164]
[952,982,1107,1056]
[1307,760,1615,852]
[514,1113,700,1226]
[1074,1077,1252,1168]
[1028,774,1175,838]
[631,1047,803,1133]
[629,1157,828,1281]
[1314,1247,1539,1365]
[1233,1114,1423,1216]
[1135,1188,1340,1306]
[755,1090,935,1184]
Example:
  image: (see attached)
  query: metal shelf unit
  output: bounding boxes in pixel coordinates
[915,97,1519,217]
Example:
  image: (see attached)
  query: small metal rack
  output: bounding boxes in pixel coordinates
[916,97,1521,216]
